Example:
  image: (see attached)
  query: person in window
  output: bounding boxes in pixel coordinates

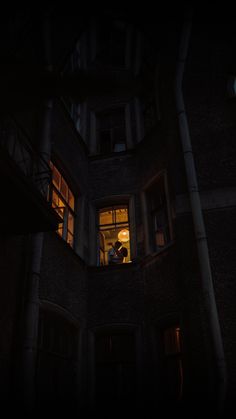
[108,240,128,264]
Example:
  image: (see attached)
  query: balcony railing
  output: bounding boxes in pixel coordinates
[0,116,51,199]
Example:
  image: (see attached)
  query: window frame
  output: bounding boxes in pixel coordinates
[141,171,174,256]
[161,324,184,402]
[88,323,142,409]
[89,101,136,155]
[89,195,137,266]
[151,314,184,406]
[49,161,76,249]
[96,107,127,155]
[37,301,80,404]
[98,205,130,266]
[94,329,136,404]
[97,20,127,68]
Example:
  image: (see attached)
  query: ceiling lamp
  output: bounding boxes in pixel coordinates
[118,229,130,243]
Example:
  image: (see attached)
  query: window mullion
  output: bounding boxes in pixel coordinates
[63,206,69,241]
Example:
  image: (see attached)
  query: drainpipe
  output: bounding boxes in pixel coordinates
[175,8,227,414]
[21,12,53,412]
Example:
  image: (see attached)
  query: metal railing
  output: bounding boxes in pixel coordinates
[0,116,51,199]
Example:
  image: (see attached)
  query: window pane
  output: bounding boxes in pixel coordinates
[115,207,128,223]
[112,108,124,126]
[58,223,63,237]
[163,326,183,401]
[100,113,111,130]
[165,358,183,401]
[98,108,126,155]
[52,165,61,190]
[155,231,165,247]
[56,206,65,221]
[68,189,75,210]
[113,126,126,143]
[99,209,113,226]
[61,177,68,201]
[113,142,126,153]
[58,196,65,209]
[154,209,166,230]
[68,211,74,234]
[147,175,172,252]
[150,192,164,211]
[95,331,136,406]
[52,190,65,222]
[164,327,181,355]
[67,231,74,247]
[52,189,59,207]
[100,130,112,154]
[147,177,165,211]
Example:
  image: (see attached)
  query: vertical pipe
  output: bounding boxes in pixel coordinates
[175,8,227,414]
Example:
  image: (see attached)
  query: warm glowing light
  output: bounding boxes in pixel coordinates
[118,229,130,243]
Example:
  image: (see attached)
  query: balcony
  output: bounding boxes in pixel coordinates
[0,116,61,233]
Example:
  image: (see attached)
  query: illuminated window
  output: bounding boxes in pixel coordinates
[49,162,75,247]
[97,108,126,154]
[163,326,183,401]
[98,205,131,265]
[146,174,172,251]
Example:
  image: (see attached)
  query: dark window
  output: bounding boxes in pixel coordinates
[97,108,126,154]
[98,205,130,265]
[61,97,81,134]
[98,20,126,67]
[61,39,81,134]
[63,39,81,74]
[37,310,78,406]
[146,175,171,251]
[95,330,136,407]
[162,326,183,402]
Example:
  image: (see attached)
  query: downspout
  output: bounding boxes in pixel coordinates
[175,9,227,414]
[21,12,53,412]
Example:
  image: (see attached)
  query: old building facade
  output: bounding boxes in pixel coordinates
[0,5,235,417]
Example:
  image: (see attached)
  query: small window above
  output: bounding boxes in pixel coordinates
[98,20,126,67]
[97,108,127,154]
[63,38,82,74]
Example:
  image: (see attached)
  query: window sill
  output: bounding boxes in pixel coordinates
[88,261,138,272]
[141,241,175,266]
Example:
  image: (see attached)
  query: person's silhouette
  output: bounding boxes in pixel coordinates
[108,240,128,264]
